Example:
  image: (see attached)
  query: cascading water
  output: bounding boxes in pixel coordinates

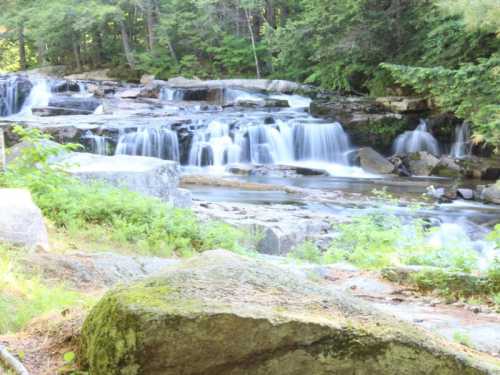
[83,131,109,155]
[160,87,184,101]
[450,123,471,159]
[115,127,180,161]
[0,76,20,116]
[18,79,52,115]
[188,119,352,168]
[393,120,440,156]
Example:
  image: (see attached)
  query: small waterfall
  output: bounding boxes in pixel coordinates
[450,123,471,159]
[393,120,440,156]
[83,131,109,155]
[0,76,20,116]
[293,122,350,164]
[160,87,184,101]
[115,127,180,161]
[19,79,52,115]
[188,119,352,167]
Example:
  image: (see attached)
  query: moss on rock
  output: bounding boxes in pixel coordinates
[80,250,500,374]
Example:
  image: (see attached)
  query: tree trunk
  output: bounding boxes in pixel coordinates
[18,24,27,71]
[244,8,261,79]
[119,19,136,68]
[72,36,82,72]
[146,1,155,51]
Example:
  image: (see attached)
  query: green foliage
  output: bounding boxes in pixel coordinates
[288,241,323,264]
[452,331,472,348]
[0,125,251,257]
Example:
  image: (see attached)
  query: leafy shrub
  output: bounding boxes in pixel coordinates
[289,241,323,264]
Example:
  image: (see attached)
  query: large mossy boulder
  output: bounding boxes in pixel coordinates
[80,250,500,375]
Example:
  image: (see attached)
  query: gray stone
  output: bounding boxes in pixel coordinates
[357,147,395,174]
[407,151,440,176]
[432,156,461,177]
[119,88,142,99]
[60,153,190,207]
[457,188,474,200]
[64,69,112,81]
[0,188,49,251]
[80,250,500,375]
[376,97,428,113]
[480,182,500,205]
[32,106,94,116]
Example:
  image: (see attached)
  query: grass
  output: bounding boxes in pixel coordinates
[0,246,90,334]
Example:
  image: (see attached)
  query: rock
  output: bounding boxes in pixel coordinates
[60,153,191,207]
[356,147,395,174]
[459,157,500,181]
[457,188,474,200]
[86,83,105,97]
[21,252,178,289]
[0,189,49,251]
[480,182,500,205]
[48,96,101,112]
[376,97,429,113]
[431,156,461,177]
[81,250,500,375]
[426,186,446,200]
[245,164,327,178]
[5,139,68,165]
[407,151,440,176]
[32,107,94,116]
[165,77,310,94]
[140,74,155,85]
[119,88,142,99]
[226,163,254,176]
[50,79,81,93]
[64,69,112,81]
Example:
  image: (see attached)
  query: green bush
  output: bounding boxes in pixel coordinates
[289,241,323,264]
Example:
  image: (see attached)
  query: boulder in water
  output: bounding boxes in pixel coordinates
[0,189,49,251]
[80,250,500,375]
[407,151,440,176]
[479,182,500,205]
[47,96,101,112]
[431,156,461,178]
[32,106,94,116]
[356,147,395,174]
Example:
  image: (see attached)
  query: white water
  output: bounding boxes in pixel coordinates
[450,123,471,159]
[115,127,180,161]
[83,131,109,155]
[0,76,20,116]
[393,120,440,156]
[18,79,52,116]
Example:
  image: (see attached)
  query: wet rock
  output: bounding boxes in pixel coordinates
[81,250,500,375]
[32,106,94,116]
[50,79,81,93]
[226,163,254,176]
[5,139,68,165]
[376,97,428,113]
[0,189,49,251]
[407,151,440,176]
[457,188,474,200]
[119,88,141,99]
[431,156,461,178]
[245,164,327,178]
[388,155,411,177]
[140,74,155,85]
[47,96,101,112]
[60,153,190,207]
[479,182,500,205]
[459,157,500,181]
[356,147,395,174]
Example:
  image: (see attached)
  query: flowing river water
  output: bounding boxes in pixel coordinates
[1,75,498,266]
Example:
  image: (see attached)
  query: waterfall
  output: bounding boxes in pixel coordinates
[19,79,52,115]
[0,76,20,116]
[160,87,184,101]
[83,131,109,155]
[393,120,440,156]
[115,127,180,161]
[188,119,352,167]
[450,123,471,159]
